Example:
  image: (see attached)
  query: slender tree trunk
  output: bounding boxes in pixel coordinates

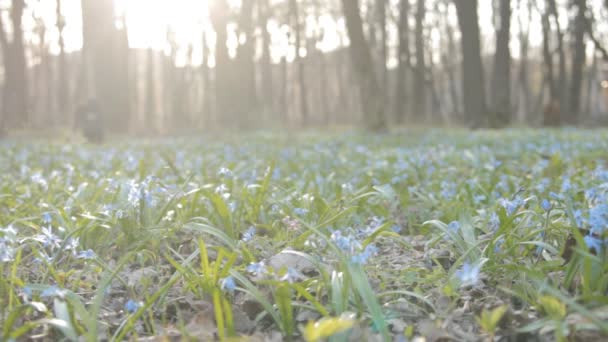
[583,50,596,118]
[280,56,288,125]
[259,0,273,121]
[568,0,587,124]
[0,10,9,132]
[201,31,213,127]
[413,0,426,121]
[490,0,511,127]
[145,48,156,132]
[443,4,460,120]
[547,0,567,122]
[38,21,54,125]
[540,5,559,126]
[289,0,308,126]
[1,0,28,129]
[56,0,68,122]
[375,0,387,95]
[236,0,257,128]
[541,12,556,100]
[516,0,531,123]
[81,0,130,133]
[341,0,386,131]
[393,0,410,123]
[210,0,233,128]
[454,0,486,128]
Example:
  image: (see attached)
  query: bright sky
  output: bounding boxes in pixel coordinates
[9,0,607,67]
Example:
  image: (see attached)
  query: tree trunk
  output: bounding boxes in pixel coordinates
[413,0,426,121]
[289,0,309,126]
[201,31,213,127]
[547,0,567,123]
[280,56,288,125]
[259,0,273,121]
[237,0,257,128]
[81,0,130,133]
[145,48,156,132]
[568,0,587,124]
[0,10,9,132]
[490,0,511,127]
[375,0,387,95]
[453,0,486,128]
[56,0,68,122]
[1,0,28,129]
[209,0,233,128]
[516,0,531,123]
[443,3,460,121]
[341,0,386,131]
[393,0,410,123]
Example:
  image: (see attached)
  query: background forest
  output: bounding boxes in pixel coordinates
[0,0,608,134]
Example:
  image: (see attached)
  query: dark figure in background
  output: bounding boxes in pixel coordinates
[542,99,561,127]
[75,99,104,143]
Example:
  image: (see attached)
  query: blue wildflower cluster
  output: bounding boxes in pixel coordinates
[330,229,378,265]
[585,203,608,252]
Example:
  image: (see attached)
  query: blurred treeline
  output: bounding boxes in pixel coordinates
[1,0,608,135]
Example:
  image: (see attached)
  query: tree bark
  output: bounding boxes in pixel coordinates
[209,0,233,128]
[237,0,257,128]
[413,0,426,121]
[393,0,410,123]
[81,0,130,133]
[341,0,386,131]
[453,0,486,128]
[516,0,531,123]
[568,0,587,123]
[145,48,156,131]
[258,0,274,121]
[490,0,511,127]
[56,0,68,122]
[375,0,387,94]
[1,0,28,129]
[547,0,567,123]
[289,0,309,126]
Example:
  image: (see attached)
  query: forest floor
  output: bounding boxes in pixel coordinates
[1,128,607,341]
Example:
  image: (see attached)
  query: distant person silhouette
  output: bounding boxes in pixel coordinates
[75,99,104,143]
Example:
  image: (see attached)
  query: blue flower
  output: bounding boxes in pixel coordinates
[220,276,236,292]
[589,204,608,235]
[42,212,53,224]
[242,226,256,242]
[448,221,460,234]
[494,238,504,253]
[293,208,309,216]
[541,199,551,212]
[246,262,267,276]
[561,178,572,192]
[0,239,14,262]
[473,195,486,204]
[331,230,360,253]
[22,286,32,299]
[125,299,142,313]
[573,209,584,227]
[217,167,233,178]
[279,267,304,283]
[41,286,66,298]
[549,192,563,200]
[500,197,522,216]
[584,235,604,253]
[489,212,500,231]
[76,249,96,260]
[440,181,456,200]
[456,262,481,287]
[351,244,378,265]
